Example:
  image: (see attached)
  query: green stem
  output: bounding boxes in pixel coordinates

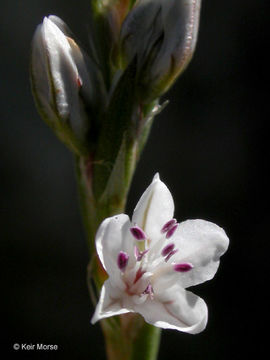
[101,314,161,360]
[74,145,161,360]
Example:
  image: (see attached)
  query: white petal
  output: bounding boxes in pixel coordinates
[135,284,207,334]
[43,17,78,117]
[96,214,136,277]
[91,280,131,324]
[169,219,229,288]
[49,15,105,109]
[31,24,58,122]
[132,174,174,243]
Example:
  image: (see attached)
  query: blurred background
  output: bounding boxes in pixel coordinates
[1,0,269,358]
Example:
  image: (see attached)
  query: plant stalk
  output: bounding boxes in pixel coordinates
[74,147,161,360]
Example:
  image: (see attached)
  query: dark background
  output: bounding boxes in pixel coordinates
[1,0,269,358]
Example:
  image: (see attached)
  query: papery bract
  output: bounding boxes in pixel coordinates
[91,174,229,333]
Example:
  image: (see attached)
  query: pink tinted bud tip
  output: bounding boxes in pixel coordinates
[77,77,82,88]
[130,226,147,241]
[117,251,129,271]
[173,263,193,272]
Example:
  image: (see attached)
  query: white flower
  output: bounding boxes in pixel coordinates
[91,174,229,333]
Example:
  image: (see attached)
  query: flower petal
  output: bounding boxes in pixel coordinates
[96,214,136,276]
[170,219,229,288]
[135,284,207,334]
[132,174,174,243]
[91,280,131,324]
[42,17,78,117]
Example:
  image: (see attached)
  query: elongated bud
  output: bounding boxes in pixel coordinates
[30,16,93,155]
[120,0,201,100]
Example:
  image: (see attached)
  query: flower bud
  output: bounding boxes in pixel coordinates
[120,0,201,100]
[31,16,93,154]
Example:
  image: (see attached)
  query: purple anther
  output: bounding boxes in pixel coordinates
[161,219,177,233]
[173,263,193,272]
[166,223,178,239]
[117,251,129,271]
[161,243,175,257]
[134,246,148,261]
[143,284,154,299]
[165,249,178,262]
[130,226,147,241]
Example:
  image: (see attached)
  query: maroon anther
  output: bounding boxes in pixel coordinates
[117,251,129,271]
[166,223,178,239]
[143,284,154,299]
[165,249,178,262]
[161,243,175,257]
[130,226,147,241]
[173,263,193,272]
[161,219,177,233]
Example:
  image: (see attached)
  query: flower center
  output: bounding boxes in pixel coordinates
[117,220,194,300]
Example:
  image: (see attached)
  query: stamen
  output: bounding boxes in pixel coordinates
[117,251,129,271]
[130,225,147,241]
[134,246,149,261]
[161,219,177,233]
[166,223,178,238]
[161,243,175,257]
[165,249,178,262]
[143,284,154,299]
[133,268,145,284]
[173,263,193,272]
